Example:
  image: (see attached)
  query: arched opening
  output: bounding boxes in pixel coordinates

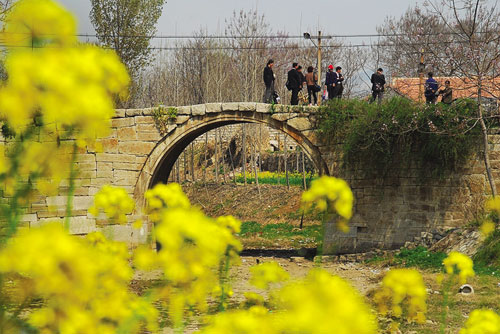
[146,115,328,189]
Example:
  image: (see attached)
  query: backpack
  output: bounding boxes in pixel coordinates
[285,80,292,91]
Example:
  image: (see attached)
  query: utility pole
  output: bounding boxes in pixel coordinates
[418,48,425,103]
[317,31,322,106]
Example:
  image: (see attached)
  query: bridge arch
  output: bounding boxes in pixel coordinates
[134,104,328,207]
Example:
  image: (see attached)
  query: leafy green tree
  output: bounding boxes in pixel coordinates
[89,0,165,76]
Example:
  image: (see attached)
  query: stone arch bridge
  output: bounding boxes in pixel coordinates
[24,102,496,254]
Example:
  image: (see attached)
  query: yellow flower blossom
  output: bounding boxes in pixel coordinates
[480,220,496,238]
[460,309,500,334]
[443,251,475,284]
[89,185,135,224]
[0,224,157,333]
[250,261,289,290]
[302,175,353,224]
[144,183,191,221]
[374,269,427,323]
[201,269,377,334]
[134,203,242,327]
[275,269,377,334]
[200,306,275,334]
[486,197,500,213]
[2,0,76,48]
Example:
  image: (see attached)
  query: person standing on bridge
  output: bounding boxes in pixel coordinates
[332,66,344,99]
[424,72,438,104]
[370,68,386,104]
[287,62,301,105]
[325,64,335,100]
[263,59,275,103]
[305,66,318,105]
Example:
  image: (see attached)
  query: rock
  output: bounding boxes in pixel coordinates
[459,284,474,295]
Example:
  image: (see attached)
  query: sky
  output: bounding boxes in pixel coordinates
[59,0,430,42]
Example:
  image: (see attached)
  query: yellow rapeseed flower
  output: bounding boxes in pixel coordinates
[480,220,496,238]
[249,261,289,290]
[275,269,378,334]
[0,224,157,334]
[374,269,427,323]
[144,183,191,221]
[135,200,242,327]
[460,309,500,334]
[89,185,135,224]
[443,251,475,284]
[2,0,76,48]
[301,176,353,219]
[201,306,275,334]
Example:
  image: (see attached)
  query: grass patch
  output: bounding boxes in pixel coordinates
[394,246,447,270]
[234,172,318,188]
[238,221,322,248]
[474,229,500,276]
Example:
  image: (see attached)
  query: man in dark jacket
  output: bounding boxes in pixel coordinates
[325,64,335,100]
[425,72,439,104]
[287,62,301,105]
[332,66,344,99]
[263,59,275,103]
[370,68,386,104]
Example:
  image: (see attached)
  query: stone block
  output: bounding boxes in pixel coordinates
[177,106,191,115]
[118,142,155,156]
[191,104,206,116]
[137,124,157,132]
[114,170,139,186]
[136,131,162,141]
[222,102,240,111]
[272,112,296,122]
[256,103,271,113]
[68,216,96,235]
[91,178,111,187]
[111,117,134,128]
[117,127,137,140]
[114,110,126,118]
[96,169,113,179]
[142,108,155,116]
[239,102,256,112]
[125,109,143,117]
[287,117,313,131]
[76,154,96,163]
[100,138,119,153]
[206,103,222,113]
[20,213,37,222]
[134,116,155,124]
[98,224,148,244]
[113,162,142,171]
[175,116,190,125]
[77,162,97,172]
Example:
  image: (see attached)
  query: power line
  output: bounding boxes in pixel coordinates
[1,30,498,40]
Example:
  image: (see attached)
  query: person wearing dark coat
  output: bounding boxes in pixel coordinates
[263,59,275,103]
[332,66,344,99]
[370,68,386,104]
[287,62,301,105]
[425,72,439,104]
[325,65,335,100]
[438,80,453,104]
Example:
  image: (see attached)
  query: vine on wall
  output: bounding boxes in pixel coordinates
[317,97,482,178]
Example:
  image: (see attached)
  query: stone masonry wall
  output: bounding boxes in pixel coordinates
[7,103,499,253]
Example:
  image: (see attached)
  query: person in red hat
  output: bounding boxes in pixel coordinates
[325,64,335,100]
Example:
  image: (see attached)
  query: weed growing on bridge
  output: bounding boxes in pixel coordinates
[152,105,178,134]
[317,98,481,178]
